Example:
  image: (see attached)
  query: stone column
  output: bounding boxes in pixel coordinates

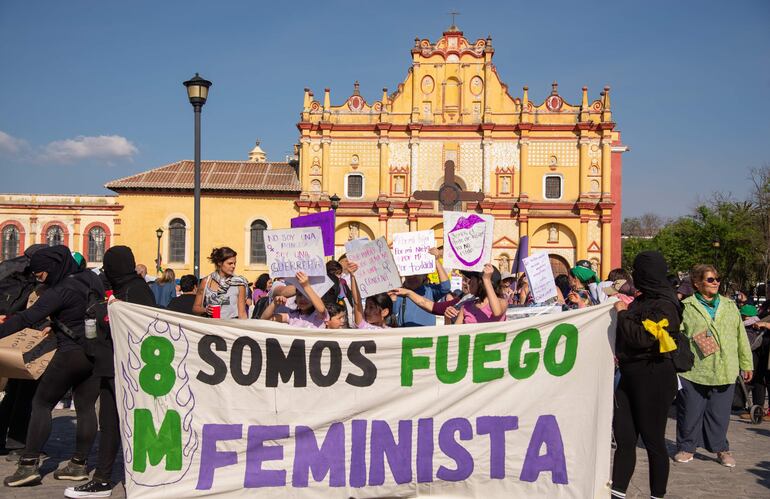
[579,216,589,261]
[601,136,612,199]
[378,136,390,197]
[409,138,420,193]
[518,137,530,198]
[482,138,493,194]
[578,137,590,198]
[299,137,311,192]
[73,217,81,254]
[321,137,332,194]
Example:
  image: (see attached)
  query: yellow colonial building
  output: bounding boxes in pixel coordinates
[1,26,626,281]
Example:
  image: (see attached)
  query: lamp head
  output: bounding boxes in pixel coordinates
[184,73,212,107]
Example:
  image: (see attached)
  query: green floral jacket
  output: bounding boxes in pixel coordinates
[679,294,753,386]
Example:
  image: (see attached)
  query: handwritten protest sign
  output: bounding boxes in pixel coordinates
[442,211,494,272]
[109,301,616,498]
[285,274,335,301]
[264,227,325,278]
[523,251,558,303]
[346,237,401,298]
[291,211,335,257]
[392,230,436,276]
[0,328,57,380]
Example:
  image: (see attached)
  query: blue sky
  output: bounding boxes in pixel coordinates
[1,1,768,219]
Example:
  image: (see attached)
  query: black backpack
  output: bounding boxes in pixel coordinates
[251,296,270,319]
[0,271,37,315]
[671,331,695,373]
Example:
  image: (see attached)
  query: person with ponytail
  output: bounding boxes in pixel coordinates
[193,247,248,319]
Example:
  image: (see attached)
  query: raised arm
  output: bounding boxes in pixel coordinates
[348,262,364,327]
[260,295,288,323]
[428,247,450,285]
[394,287,435,313]
[482,264,505,318]
[296,271,326,316]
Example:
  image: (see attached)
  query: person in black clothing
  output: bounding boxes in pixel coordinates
[0,244,47,455]
[166,274,199,315]
[611,251,683,499]
[65,245,156,498]
[0,245,103,487]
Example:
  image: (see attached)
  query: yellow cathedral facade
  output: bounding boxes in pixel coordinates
[1,27,626,281]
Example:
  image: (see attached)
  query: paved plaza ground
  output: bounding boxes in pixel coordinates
[0,408,767,498]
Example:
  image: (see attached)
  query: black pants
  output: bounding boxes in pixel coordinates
[612,359,677,497]
[95,377,120,481]
[22,348,99,461]
[750,344,769,407]
[0,379,38,447]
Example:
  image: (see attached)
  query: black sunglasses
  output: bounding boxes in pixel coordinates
[705,277,720,284]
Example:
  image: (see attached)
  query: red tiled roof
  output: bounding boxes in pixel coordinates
[105,160,301,192]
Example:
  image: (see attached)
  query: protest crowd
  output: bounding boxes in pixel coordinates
[0,221,767,498]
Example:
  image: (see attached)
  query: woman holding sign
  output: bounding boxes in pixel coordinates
[193,247,248,319]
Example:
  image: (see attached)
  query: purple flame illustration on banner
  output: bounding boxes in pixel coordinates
[447,214,488,266]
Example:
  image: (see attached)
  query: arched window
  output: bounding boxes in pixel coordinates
[168,218,186,263]
[2,225,19,261]
[345,173,364,199]
[46,225,64,246]
[250,220,267,264]
[87,226,106,263]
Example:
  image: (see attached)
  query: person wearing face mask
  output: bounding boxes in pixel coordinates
[64,245,155,498]
[0,246,103,487]
[674,264,753,468]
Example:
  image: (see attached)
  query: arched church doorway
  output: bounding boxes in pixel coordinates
[549,254,570,277]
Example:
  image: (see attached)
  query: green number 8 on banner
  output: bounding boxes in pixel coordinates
[139,336,176,397]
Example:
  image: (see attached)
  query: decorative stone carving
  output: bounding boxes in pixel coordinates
[388,142,410,168]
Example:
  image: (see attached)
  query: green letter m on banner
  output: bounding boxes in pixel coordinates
[133,408,182,472]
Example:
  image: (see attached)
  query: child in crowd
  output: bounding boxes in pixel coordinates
[347,261,393,329]
[260,271,328,328]
[324,300,349,329]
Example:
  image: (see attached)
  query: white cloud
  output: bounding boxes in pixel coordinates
[0,130,28,154]
[40,135,138,163]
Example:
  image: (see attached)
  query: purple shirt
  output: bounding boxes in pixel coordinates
[287,310,329,329]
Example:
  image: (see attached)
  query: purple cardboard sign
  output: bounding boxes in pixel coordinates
[291,211,336,257]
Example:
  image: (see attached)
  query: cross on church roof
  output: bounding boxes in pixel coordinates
[448,10,460,31]
[412,160,484,210]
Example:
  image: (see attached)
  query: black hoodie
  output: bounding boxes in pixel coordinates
[90,246,156,377]
[616,251,683,367]
[0,245,90,351]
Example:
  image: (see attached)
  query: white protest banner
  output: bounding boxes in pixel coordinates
[442,211,494,272]
[109,301,615,499]
[392,230,436,276]
[522,252,558,303]
[345,237,401,298]
[264,227,325,278]
[343,237,370,253]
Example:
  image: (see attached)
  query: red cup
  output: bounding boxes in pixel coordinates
[210,305,221,318]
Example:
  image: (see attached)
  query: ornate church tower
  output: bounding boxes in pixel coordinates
[295,25,627,277]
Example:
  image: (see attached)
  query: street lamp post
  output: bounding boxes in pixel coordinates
[155,227,164,275]
[183,73,212,279]
[330,193,341,260]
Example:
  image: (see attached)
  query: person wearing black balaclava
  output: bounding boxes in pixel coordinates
[0,244,48,455]
[0,245,102,487]
[65,245,155,498]
[610,251,684,499]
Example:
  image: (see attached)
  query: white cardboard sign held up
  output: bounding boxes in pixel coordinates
[392,230,436,276]
[522,251,558,303]
[264,227,325,278]
[442,211,494,272]
[346,237,402,298]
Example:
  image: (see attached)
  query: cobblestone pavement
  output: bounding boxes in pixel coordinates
[0,409,767,498]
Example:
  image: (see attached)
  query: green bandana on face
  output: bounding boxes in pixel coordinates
[570,265,596,284]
